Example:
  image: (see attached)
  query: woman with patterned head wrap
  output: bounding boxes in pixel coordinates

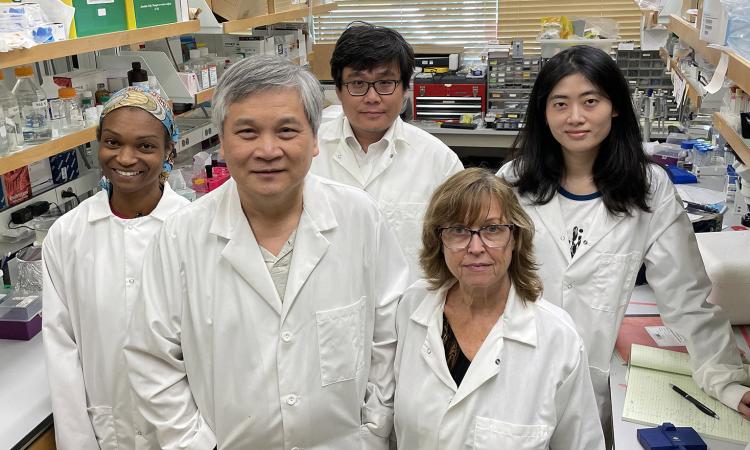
[41,87,190,449]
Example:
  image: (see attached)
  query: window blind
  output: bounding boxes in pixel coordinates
[313,0,499,59]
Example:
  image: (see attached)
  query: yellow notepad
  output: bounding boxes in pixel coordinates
[622,344,750,444]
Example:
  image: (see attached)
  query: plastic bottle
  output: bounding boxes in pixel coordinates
[81,90,94,110]
[41,76,63,136]
[12,66,51,144]
[201,48,217,86]
[127,61,149,88]
[0,106,9,155]
[58,87,84,132]
[0,71,23,150]
[187,49,209,90]
[94,83,111,105]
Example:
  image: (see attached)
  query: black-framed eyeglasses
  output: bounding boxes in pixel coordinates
[438,224,515,250]
[343,80,400,96]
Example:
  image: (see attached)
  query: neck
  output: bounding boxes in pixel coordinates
[239,184,304,233]
[561,148,598,194]
[352,124,390,153]
[449,276,511,316]
[110,184,162,218]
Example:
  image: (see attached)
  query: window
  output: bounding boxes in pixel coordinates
[313,0,498,59]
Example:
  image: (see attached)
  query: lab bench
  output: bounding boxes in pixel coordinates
[0,334,52,449]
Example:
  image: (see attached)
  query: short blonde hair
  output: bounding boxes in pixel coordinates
[420,168,543,303]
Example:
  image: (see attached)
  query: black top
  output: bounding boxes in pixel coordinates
[442,314,471,386]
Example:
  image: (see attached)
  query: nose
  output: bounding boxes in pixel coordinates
[363,84,381,103]
[115,146,138,166]
[567,103,585,124]
[466,232,486,254]
[254,133,283,160]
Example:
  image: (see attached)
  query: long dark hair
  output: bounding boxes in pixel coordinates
[512,45,650,215]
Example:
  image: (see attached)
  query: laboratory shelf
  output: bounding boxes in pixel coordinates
[714,112,750,165]
[195,87,215,104]
[222,3,337,33]
[0,21,200,70]
[0,126,96,175]
[659,47,702,108]
[667,15,750,96]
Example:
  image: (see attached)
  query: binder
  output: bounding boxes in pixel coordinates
[71,0,128,37]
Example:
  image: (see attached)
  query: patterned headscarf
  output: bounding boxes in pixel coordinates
[98,86,179,192]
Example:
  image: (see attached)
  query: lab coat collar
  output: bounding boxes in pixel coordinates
[210,176,337,317]
[409,281,538,404]
[408,281,537,347]
[87,182,181,223]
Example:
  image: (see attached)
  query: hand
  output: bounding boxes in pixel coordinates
[739,391,750,420]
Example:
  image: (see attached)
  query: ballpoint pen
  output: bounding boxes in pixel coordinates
[670,383,720,419]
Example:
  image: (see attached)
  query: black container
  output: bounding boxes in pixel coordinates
[127,62,148,88]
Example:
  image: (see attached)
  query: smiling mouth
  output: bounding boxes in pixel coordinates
[252,169,284,174]
[113,169,143,177]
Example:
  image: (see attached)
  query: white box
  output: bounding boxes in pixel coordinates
[537,38,617,58]
[28,159,54,196]
[696,230,750,324]
[699,0,728,46]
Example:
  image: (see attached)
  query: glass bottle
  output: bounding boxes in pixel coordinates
[0,71,22,150]
[58,87,84,132]
[12,66,51,144]
[94,83,111,106]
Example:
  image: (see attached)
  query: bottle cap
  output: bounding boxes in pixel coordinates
[14,66,33,77]
[58,87,77,98]
[132,61,142,70]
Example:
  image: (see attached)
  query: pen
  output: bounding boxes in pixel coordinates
[670,383,719,419]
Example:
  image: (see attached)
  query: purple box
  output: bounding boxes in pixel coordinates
[0,314,42,340]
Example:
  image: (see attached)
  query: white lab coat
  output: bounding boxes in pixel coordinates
[497,162,750,422]
[312,115,463,281]
[124,175,410,450]
[42,183,189,450]
[394,280,605,450]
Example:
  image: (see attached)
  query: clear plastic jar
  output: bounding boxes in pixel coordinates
[0,71,23,150]
[58,87,84,132]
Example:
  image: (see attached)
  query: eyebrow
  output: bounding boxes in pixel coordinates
[231,116,305,128]
[101,129,160,140]
[348,67,396,77]
[549,90,603,100]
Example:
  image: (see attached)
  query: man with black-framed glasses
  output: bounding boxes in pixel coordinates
[312,23,463,282]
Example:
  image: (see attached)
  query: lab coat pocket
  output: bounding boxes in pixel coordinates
[472,416,552,450]
[87,405,118,450]
[590,251,639,312]
[316,297,366,386]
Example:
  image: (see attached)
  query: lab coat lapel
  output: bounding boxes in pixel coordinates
[327,116,366,186]
[213,180,282,315]
[411,286,458,392]
[280,176,336,322]
[533,195,570,261]
[569,200,624,263]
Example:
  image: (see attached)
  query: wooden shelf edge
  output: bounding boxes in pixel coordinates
[0,21,200,70]
[194,87,215,104]
[223,2,337,33]
[714,112,750,165]
[0,127,97,175]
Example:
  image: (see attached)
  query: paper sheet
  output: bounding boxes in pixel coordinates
[676,185,727,205]
[704,52,729,95]
[645,326,687,347]
[623,345,750,444]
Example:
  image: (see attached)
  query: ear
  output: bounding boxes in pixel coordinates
[335,87,343,103]
[612,109,619,118]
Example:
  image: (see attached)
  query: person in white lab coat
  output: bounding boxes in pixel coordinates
[496,45,750,436]
[43,86,190,450]
[394,168,604,449]
[311,23,463,281]
[123,55,410,450]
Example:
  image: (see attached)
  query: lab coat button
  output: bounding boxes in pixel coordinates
[281,331,293,342]
[136,430,142,436]
[127,225,133,231]
[560,235,565,241]
[567,283,573,289]
[286,394,298,405]
[127,278,135,285]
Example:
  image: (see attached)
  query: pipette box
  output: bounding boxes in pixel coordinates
[637,422,706,449]
[0,293,42,340]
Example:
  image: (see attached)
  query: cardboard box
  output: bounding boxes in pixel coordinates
[48,150,79,185]
[210,0,267,20]
[53,69,109,94]
[3,167,32,206]
[28,159,54,196]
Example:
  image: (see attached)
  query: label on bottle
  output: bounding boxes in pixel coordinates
[132,81,149,89]
[69,109,84,128]
[200,68,209,90]
[32,100,48,110]
[209,66,218,86]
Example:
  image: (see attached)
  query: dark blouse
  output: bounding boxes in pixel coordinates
[442,313,471,386]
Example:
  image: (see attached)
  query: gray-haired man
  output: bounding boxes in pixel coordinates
[125,55,409,450]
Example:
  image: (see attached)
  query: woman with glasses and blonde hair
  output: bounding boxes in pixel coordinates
[393,168,604,450]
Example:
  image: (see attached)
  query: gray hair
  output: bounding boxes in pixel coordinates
[212,55,324,137]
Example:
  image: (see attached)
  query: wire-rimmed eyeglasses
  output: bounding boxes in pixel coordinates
[438,224,515,250]
[342,80,400,96]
